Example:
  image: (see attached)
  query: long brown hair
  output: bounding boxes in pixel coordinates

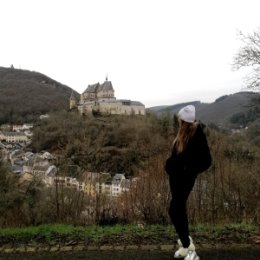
[174,119,197,154]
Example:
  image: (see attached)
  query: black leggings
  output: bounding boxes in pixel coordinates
[168,173,196,248]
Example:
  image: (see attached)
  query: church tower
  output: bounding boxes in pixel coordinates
[69,91,77,110]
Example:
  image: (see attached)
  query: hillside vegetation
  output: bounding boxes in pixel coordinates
[0,66,79,124]
[0,67,259,226]
[0,111,259,226]
[148,92,260,128]
[30,112,170,175]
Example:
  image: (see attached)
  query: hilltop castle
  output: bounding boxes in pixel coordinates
[70,78,145,115]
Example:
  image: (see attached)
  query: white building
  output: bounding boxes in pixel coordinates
[112,173,126,197]
[52,176,85,192]
[12,124,33,132]
[43,165,57,186]
[0,131,28,143]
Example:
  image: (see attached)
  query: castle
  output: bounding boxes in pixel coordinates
[70,78,146,115]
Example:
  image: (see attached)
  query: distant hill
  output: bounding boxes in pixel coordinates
[0,66,80,123]
[147,92,260,128]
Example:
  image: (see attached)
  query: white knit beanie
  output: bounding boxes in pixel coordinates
[178,105,195,123]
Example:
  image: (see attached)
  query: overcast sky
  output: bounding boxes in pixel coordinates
[1,0,260,107]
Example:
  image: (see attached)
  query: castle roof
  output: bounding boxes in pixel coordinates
[98,81,114,92]
[83,80,114,94]
[84,83,100,93]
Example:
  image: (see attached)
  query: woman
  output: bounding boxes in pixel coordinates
[165,105,211,260]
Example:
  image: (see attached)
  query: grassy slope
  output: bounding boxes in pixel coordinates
[0,224,258,246]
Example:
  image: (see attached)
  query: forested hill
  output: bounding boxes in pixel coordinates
[148,92,260,128]
[0,66,80,123]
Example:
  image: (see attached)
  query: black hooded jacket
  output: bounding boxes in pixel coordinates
[165,123,212,177]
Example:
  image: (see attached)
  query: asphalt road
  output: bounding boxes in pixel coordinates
[1,247,260,260]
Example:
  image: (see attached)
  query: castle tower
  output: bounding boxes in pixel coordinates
[70,91,77,110]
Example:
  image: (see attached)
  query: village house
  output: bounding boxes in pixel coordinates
[121,178,131,192]
[12,124,33,132]
[40,165,57,185]
[112,173,127,197]
[33,164,50,178]
[9,149,24,165]
[23,153,55,177]
[40,151,54,160]
[96,172,112,196]
[12,125,24,132]
[23,152,34,161]
[54,176,80,189]
[79,171,102,197]
[4,141,134,199]
[102,178,113,197]
[0,131,28,143]
[0,124,11,131]
[39,114,49,120]
[23,157,34,174]
[50,171,131,199]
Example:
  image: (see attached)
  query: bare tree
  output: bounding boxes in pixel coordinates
[233,29,260,91]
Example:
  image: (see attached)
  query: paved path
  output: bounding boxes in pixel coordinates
[0,244,259,260]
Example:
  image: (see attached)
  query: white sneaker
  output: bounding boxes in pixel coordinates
[184,250,200,260]
[174,237,196,258]
[174,247,189,258]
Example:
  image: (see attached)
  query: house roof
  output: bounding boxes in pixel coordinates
[24,152,34,158]
[2,131,27,137]
[46,165,57,176]
[112,173,125,184]
[42,151,53,159]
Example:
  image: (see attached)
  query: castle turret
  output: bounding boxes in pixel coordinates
[70,91,77,110]
[97,78,115,100]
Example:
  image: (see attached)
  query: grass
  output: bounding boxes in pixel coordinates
[0,223,258,245]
